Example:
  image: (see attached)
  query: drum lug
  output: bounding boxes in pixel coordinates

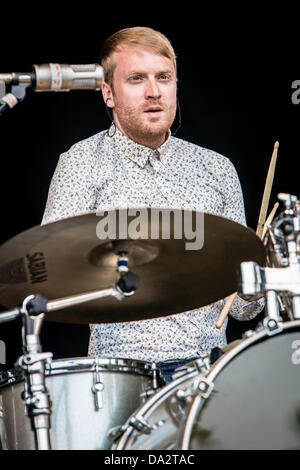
[109,414,164,444]
[140,388,158,400]
[92,358,104,410]
[168,388,194,423]
[129,415,165,435]
[175,388,193,407]
[194,356,211,373]
[91,381,104,410]
[129,415,154,434]
[107,423,128,442]
[139,363,161,400]
[194,377,214,400]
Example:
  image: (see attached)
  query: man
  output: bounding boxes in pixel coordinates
[42,27,264,382]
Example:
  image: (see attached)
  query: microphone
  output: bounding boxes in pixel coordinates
[0,63,103,91]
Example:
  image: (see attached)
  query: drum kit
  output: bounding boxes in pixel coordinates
[0,191,300,451]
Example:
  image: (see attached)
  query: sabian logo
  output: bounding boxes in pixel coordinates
[26,252,48,284]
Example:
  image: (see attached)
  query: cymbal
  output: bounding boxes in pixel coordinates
[0,209,266,324]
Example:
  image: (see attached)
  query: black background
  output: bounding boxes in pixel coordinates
[0,10,299,369]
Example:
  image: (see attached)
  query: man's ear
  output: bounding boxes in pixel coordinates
[101,82,115,108]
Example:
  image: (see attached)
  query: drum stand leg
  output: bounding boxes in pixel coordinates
[16,295,53,450]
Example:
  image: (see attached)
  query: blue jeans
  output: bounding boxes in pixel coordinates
[157,358,197,384]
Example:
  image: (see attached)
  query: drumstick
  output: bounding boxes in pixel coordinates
[215,202,279,329]
[215,203,279,329]
[261,202,279,240]
[216,142,279,329]
[256,141,279,239]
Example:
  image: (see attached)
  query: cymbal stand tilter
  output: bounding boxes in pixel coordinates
[238,193,300,333]
[0,266,139,450]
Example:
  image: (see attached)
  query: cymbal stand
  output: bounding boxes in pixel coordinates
[16,294,53,450]
[0,269,139,450]
[238,193,300,332]
[0,270,139,325]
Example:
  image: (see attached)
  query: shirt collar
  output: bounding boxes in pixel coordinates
[108,125,171,168]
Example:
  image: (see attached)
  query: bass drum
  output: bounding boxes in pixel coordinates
[115,320,300,450]
[181,319,300,450]
[113,362,200,450]
[0,357,163,450]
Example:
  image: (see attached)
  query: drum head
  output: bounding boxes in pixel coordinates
[187,322,300,450]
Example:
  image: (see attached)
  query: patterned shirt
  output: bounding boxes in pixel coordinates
[42,126,264,362]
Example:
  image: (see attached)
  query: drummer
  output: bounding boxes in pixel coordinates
[42,26,264,383]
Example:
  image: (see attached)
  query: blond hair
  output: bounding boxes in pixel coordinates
[100,26,177,88]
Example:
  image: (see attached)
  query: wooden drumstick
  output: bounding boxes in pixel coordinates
[256,141,279,239]
[216,141,279,329]
[215,202,279,329]
[261,202,279,240]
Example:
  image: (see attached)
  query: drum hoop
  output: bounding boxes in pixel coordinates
[205,319,300,383]
[114,368,199,449]
[0,357,158,387]
[181,319,300,449]
[46,357,156,375]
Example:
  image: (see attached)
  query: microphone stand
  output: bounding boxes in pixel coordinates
[0,270,138,450]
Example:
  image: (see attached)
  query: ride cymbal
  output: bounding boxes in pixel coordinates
[0,208,266,323]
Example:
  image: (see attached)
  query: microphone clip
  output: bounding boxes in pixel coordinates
[0,81,32,116]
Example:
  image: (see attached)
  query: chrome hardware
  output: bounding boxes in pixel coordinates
[109,414,165,442]
[16,295,53,450]
[174,388,194,409]
[194,377,214,400]
[263,316,283,336]
[129,415,154,434]
[139,363,161,400]
[108,423,128,441]
[243,329,256,339]
[194,356,211,373]
[239,194,300,322]
[140,388,159,400]
[92,358,104,410]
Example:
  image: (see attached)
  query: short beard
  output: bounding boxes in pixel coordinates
[113,103,176,149]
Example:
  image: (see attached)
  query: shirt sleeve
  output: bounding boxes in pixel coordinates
[220,156,247,225]
[41,148,96,225]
